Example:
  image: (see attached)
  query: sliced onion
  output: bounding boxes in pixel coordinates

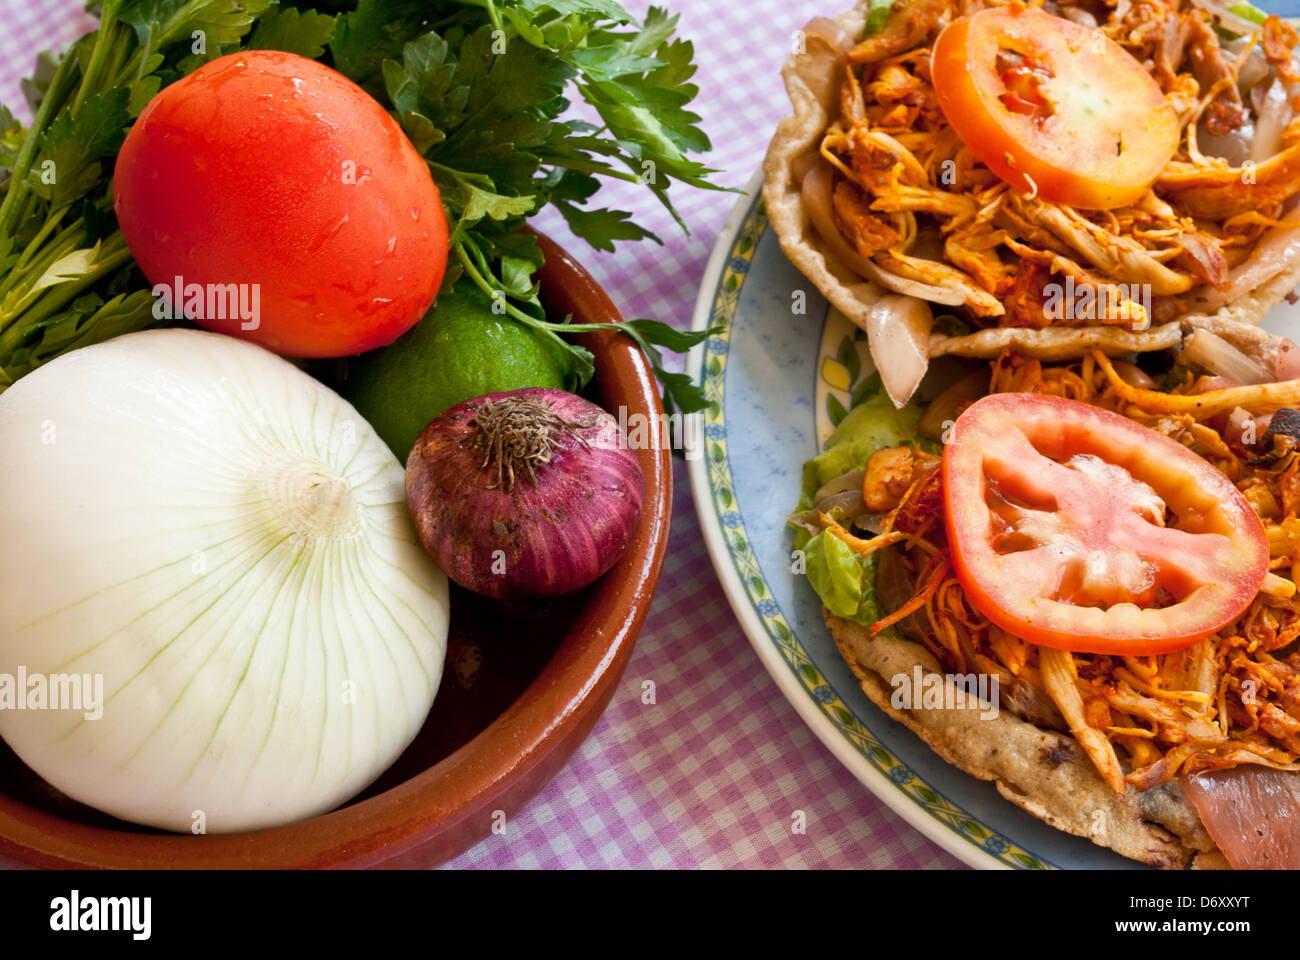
[1224,405,1273,446]
[866,294,933,408]
[1227,38,1271,91]
[1189,0,1263,38]
[1112,360,1157,390]
[852,513,886,535]
[813,468,866,504]
[789,491,869,530]
[802,16,853,57]
[1179,230,1232,288]
[1189,202,1300,311]
[1198,117,1254,165]
[801,161,965,306]
[1251,78,1291,162]
[1226,405,1253,444]
[1193,373,1239,393]
[1183,328,1274,384]
[816,489,869,518]
[1060,7,1098,27]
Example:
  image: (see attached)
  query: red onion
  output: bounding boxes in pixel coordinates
[1276,338,1300,380]
[1225,405,1273,449]
[1112,360,1156,389]
[405,387,644,599]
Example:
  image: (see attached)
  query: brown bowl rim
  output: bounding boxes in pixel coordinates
[0,230,671,869]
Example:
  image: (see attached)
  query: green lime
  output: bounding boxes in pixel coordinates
[344,283,571,462]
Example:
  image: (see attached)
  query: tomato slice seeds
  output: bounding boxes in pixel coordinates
[942,393,1269,655]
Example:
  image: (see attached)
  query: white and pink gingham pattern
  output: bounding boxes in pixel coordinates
[0,0,965,869]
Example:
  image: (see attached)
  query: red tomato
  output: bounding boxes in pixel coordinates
[930,6,1179,210]
[942,394,1268,655]
[113,51,448,358]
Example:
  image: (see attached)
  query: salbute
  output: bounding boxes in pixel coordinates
[49,890,151,940]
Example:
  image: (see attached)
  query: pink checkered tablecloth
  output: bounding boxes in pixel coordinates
[0,0,965,869]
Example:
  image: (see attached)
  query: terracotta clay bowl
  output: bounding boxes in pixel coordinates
[0,231,671,868]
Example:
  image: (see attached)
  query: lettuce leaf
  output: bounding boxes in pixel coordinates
[1227,2,1268,26]
[804,529,885,627]
[862,0,893,39]
[798,390,928,510]
[794,379,931,628]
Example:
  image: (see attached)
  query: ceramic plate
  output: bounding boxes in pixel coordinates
[686,169,1300,869]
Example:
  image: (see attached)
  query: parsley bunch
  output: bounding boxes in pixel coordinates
[0,0,727,413]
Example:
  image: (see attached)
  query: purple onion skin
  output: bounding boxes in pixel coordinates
[406,387,645,599]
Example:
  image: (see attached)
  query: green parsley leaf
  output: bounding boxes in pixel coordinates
[30,86,130,209]
[248,6,337,58]
[330,0,431,92]
[548,170,657,251]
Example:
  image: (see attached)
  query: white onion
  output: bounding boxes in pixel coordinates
[1183,327,1274,384]
[866,294,934,408]
[813,468,867,504]
[1227,38,1271,91]
[0,329,449,834]
[1197,117,1254,165]
[1250,78,1291,163]
[1112,360,1157,389]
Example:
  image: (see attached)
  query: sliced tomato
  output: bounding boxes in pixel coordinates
[942,393,1268,655]
[930,5,1179,210]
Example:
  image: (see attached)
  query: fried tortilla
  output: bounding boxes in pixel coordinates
[826,610,1228,868]
[764,4,888,334]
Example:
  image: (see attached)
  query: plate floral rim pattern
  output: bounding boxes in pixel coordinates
[688,178,1054,871]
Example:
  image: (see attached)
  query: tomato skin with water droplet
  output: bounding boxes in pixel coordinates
[114,50,449,358]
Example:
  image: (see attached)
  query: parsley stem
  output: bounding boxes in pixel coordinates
[8,206,69,277]
[71,5,121,111]
[0,235,132,348]
[0,51,78,240]
[534,153,643,184]
[0,218,85,302]
[453,243,590,389]
[482,0,505,35]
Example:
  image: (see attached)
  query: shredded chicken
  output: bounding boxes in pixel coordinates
[862,446,940,513]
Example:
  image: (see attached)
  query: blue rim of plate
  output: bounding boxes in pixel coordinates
[687,171,1055,870]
